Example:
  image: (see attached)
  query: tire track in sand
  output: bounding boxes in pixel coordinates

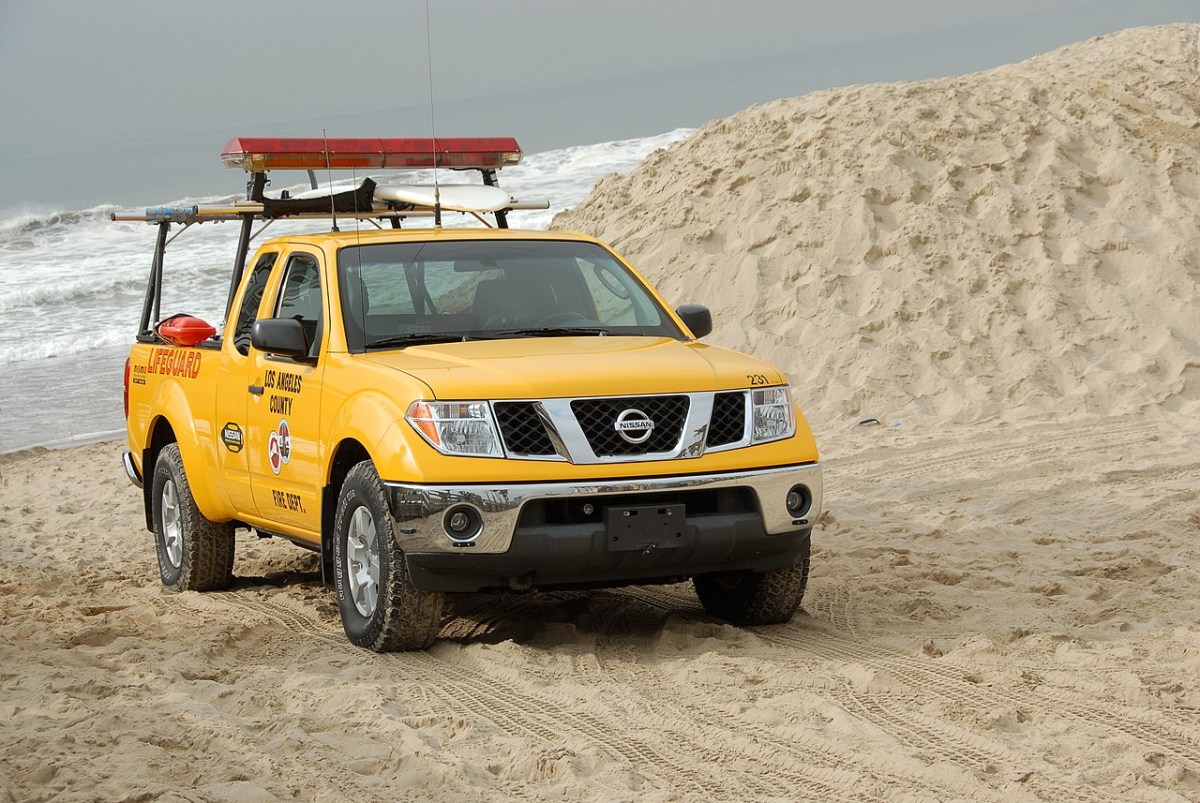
[840,420,1158,484]
[188,589,858,801]
[457,585,1017,801]
[619,585,1190,802]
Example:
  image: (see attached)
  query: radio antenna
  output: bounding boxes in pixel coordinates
[352,166,363,240]
[425,0,442,228]
[323,129,339,232]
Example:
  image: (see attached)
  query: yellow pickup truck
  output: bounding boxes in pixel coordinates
[120,137,822,651]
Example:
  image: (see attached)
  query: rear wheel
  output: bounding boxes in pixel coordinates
[693,538,810,625]
[151,443,235,591]
[333,461,444,651]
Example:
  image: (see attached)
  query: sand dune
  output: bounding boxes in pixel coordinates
[556,24,1200,431]
[3,24,1200,802]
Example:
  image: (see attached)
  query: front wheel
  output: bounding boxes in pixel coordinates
[692,538,810,626]
[333,461,444,651]
[151,443,235,591]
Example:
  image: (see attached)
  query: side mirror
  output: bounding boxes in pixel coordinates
[676,304,713,339]
[251,318,310,358]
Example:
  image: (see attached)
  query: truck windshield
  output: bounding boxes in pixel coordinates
[336,239,685,352]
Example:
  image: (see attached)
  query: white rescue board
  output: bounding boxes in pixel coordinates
[291,181,357,199]
[290,181,512,213]
[374,183,511,212]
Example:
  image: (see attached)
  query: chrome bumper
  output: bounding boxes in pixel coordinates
[384,462,821,555]
[123,451,143,489]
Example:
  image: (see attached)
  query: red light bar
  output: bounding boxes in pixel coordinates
[220,136,523,172]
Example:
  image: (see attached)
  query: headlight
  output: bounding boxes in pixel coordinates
[751,386,796,444]
[406,401,503,457]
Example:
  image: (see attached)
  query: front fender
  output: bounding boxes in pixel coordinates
[323,390,414,483]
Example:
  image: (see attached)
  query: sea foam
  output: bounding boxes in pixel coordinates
[0,129,693,452]
[0,128,693,368]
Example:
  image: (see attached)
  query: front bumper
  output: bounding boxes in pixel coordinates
[384,462,822,592]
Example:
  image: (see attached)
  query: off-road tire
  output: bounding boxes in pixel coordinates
[151,443,235,591]
[333,461,444,651]
[693,537,810,625]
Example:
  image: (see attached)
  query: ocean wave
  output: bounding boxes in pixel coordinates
[162,193,240,207]
[0,205,121,237]
[520,128,694,171]
[0,131,694,243]
[0,128,696,446]
[0,129,697,358]
[0,194,243,240]
[0,268,153,311]
[0,327,134,365]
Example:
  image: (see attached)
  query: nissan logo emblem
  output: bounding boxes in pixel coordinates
[614,408,655,444]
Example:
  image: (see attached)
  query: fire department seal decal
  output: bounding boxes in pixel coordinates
[267,419,291,475]
[277,419,291,464]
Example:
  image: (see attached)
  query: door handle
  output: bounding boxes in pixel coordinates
[248,384,264,395]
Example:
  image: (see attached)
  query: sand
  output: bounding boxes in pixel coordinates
[3,24,1200,802]
[556,25,1200,432]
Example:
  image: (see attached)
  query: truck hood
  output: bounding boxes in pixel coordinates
[356,336,784,399]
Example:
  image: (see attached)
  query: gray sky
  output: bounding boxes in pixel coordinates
[1,0,1197,210]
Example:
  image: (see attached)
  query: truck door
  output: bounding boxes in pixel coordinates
[246,248,327,541]
[215,249,279,518]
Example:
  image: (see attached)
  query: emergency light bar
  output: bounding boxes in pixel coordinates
[220,137,523,172]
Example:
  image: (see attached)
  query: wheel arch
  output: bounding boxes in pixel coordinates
[325,389,419,480]
[140,416,179,532]
[321,437,372,584]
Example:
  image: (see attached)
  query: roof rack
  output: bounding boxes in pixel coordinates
[117,136,549,338]
[113,136,546,226]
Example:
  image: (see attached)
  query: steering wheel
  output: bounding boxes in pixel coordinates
[594,263,631,299]
[234,329,252,355]
[484,313,532,330]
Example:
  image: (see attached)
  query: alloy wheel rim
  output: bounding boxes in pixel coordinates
[161,479,183,569]
[346,506,380,618]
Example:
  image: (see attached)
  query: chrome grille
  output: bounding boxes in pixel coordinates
[570,395,689,456]
[494,402,556,456]
[494,390,755,462]
[706,392,747,447]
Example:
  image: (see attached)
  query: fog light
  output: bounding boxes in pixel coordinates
[785,485,811,518]
[443,505,482,543]
[582,503,595,516]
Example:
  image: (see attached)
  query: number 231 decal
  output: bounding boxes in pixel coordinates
[747,374,769,386]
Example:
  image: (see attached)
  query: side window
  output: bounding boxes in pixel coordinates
[275,253,323,356]
[233,252,278,355]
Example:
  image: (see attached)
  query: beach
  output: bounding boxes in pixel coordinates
[4,413,1198,800]
[3,23,1200,802]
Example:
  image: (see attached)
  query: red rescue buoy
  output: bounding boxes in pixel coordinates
[156,315,216,347]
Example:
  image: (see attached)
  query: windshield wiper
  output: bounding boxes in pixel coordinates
[487,327,613,339]
[364,333,472,349]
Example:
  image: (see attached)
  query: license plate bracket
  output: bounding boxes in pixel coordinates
[604,503,686,552]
